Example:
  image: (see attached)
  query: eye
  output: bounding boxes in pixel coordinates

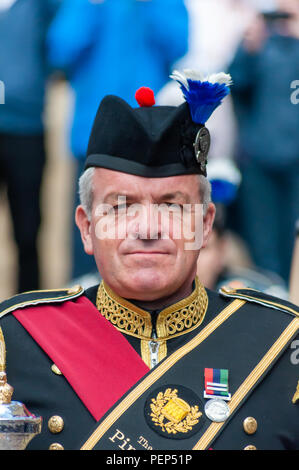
[112,203,129,211]
[164,202,184,209]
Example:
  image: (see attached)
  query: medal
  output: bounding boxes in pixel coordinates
[204,398,230,422]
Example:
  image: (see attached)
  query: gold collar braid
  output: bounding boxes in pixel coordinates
[96,277,208,341]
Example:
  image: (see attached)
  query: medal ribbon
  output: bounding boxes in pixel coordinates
[204,368,230,400]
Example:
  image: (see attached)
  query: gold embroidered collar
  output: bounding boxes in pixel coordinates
[96,276,208,341]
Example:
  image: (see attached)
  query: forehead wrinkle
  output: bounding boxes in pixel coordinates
[93,169,200,204]
[102,190,191,205]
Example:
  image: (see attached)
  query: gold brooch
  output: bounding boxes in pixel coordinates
[150,388,202,435]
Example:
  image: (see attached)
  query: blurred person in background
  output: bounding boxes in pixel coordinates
[289,219,299,305]
[157,0,257,286]
[157,0,255,163]
[228,0,299,284]
[197,159,288,299]
[46,0,189,284]
[0,0,60,293]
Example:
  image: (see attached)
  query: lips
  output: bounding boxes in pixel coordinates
[119,239,175,257]
[126,251,169,255]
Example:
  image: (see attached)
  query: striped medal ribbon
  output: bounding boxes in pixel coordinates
[204,368,231,401]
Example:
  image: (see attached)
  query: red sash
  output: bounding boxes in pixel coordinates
[13,296,149,421]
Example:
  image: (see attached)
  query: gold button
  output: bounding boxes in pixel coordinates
[49,443,64,450]
[243,417,258,435]
[48,415,64,434]
[244,445,257,450]
[67,284,82,295]
[51,364,62,376]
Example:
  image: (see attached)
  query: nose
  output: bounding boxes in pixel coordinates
[127,203,162,240]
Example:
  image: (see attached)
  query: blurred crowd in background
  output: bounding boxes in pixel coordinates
[0,0,298,302]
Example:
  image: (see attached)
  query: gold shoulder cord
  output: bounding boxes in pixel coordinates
[0,286,84,320]
[220,287,299,317]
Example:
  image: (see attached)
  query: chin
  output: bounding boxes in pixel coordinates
[123,270,173,300]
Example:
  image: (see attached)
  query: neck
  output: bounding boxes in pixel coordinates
[129,279,194,311]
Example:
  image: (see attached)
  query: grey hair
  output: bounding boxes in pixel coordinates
[78,167,95,220]
[197,174,212,215]
[78,168,212,219]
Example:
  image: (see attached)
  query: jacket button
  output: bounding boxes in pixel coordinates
[243,417,258,435]
[49,442,64,450]
[244,445,257,450]
[48,415,64,434]
[67,285,82,295]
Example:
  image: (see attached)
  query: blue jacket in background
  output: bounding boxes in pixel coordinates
[229,34,299,169]
[0,0,60,134]
[47,0,189,159]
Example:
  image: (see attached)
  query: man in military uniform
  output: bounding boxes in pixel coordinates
[0,73,298,450]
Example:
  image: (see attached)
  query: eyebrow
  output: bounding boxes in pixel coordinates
[103,191,190,204]
[103,192,135,204]
[159,192,190,203]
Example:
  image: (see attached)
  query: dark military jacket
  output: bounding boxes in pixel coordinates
[0,280,298,450]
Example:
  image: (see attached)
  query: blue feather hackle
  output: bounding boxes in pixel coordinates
[206,158,241,205]
[211,179,238,204]
[171,70,232,124]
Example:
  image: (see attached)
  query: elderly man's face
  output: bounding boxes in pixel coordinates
[76,168,215,301]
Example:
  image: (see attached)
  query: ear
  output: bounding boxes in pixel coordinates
[75,205,94,255]
[202,202,216,249]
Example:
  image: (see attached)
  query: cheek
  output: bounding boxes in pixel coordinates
[180,214,204,252]
[199,249,217,268]
[167,210,203,240]
[172,236,200,268]
[90,223,120,270]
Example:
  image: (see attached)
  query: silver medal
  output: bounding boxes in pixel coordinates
[204,398,230,422]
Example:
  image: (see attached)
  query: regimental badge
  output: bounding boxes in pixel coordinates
[144,385,205,439]
[193,127,210,173]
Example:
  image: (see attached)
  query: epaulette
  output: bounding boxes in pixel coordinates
[0,285,84,319]
[219,286,299,317]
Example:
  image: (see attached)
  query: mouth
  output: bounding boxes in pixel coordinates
[127,251,169,255]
